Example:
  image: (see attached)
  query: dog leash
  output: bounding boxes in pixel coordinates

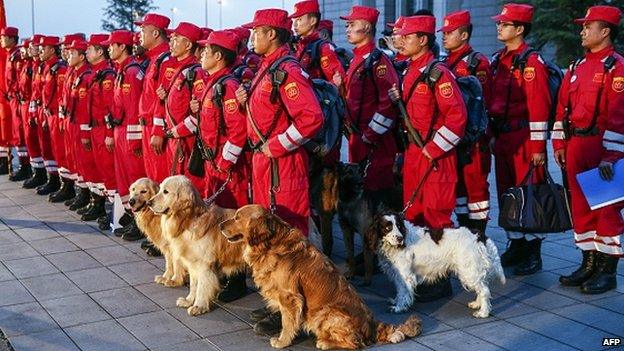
[401,162,435,215]
[204,171,232,205]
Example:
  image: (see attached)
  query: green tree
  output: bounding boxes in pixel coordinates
[516,0,624,66]
[101,0,155,32]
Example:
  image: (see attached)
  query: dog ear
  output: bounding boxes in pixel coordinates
[247,214,273,247]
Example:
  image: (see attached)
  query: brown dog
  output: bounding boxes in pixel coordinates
[129,178,185,287]
[149,175,246,316]
[220,205,421,350]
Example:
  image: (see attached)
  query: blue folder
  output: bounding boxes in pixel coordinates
[576,161,624,210]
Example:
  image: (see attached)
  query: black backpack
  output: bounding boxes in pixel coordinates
[301,39,350,73]
[268,56,344,156]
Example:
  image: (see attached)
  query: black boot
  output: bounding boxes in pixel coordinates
[559,250,597,286]
[218,272,248,302]
[580,253,618,294]
[9,164,32,182]
[118,212,133,227]
[415,276,453,302]
[500,238,527,267]
[81,194,106,221]
[456,213,470,228]
[69,188,91,210]
[121,220,144,241]
[49,179,75,203]
[98,214,111,231]
[0,157,8,175]
[250,306,272,323]
[144,243,162,257]
[23,167,47,189]
[470,219,488,234]
[36,172,60,195]
[253,311,282,336]
[514,238,543,276]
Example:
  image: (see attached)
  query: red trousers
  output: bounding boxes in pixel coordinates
[91,125,116,193]
[22,104,42,167]
[455,137,491,221]
[114,127,146,199]
[166,137,205,194]
[74,126,98,184]
[403,144,456,229]
[47,114,65,176]
[9,99,23,146]
[63,120,79,178]
[348,133,396,191]
[0,99,11,147]
[141,128,170,183]
[565,134,623,256]
[37,110,57,173]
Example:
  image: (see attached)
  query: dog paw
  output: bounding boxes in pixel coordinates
[164,279,184,288]
[473,309,490,318]
[176,297,193,308]
[315,340,332,350]
[187,305,210,316]
[388,331,406,343]
[270,337,291,349]
[468,300,480,309]
[154,275,166,285]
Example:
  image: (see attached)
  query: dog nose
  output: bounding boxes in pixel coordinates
[128,198,135,206]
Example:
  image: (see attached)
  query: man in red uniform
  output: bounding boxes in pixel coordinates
[389,15,467,302]
[233,27,260,74]
[152,22,207,193]
[1,27,31,181]
[340,6,400,208]
[554,6,624,294]
[440,10,492,234]
[489,3,551,276]
[135,13,172,184]
[235,8,323,335]
[36,36,67,196]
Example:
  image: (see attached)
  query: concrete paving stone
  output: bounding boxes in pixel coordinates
[410,298,499,329]
[551,303,624,338]
[7,328,80,351]
[63,233,116,250]
[2,217,45,230]
[0,280,35,306]
[117,310,199,349]
[108,260,164,285]
[21,273,83,301]
[0,302,58,337]
[411,329,506,351]
[507,310,610,351]
[166,306,250,337]
[0,231,23,244]
[39,294,110,328]
[28,236,79,255]
[361,273,396,299]
[89,286,160,318]
[492,277,578,310]
[45,251,102,272]
[85,245,143,266]
[153,339,218,351]
[46,221,96,237]
[541,241,582,262]
[589,293,624,314]
[514,270,622,302]
[148,258,166,271]
[0,262,14,282]
[3,256,59,279]
[540,255,578,272]
[205,329,277,351]
[134,283,189,309]
[451,289,539,320]
[65,267,129,293]
[464,320,578,351]
[0,241,38,262]
[217,292,266,324]
[65,319,146,351]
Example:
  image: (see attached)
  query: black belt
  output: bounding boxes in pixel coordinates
[496,119,529,134]
[570,126,599,137]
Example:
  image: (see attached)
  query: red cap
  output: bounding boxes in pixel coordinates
[387,16,405,29]
[88,34,110,47]
[0,27,18,37]
[243,9,292,31]
[39,36,60,46]
[198,30,238,52]
[574,6,622,26]
[233,27,250,40]
[134,13,171,30]
[397,15,436,35]
[289,0,319,19]
[102,30,134,46]
[171,22,202,42]
[67,40,88,51]
[30,34,43,45]
[340,6,379,25]
[492,3,534,24]
[61,33,85,46]
[318,20,333,33]
[438,10,471,32]
[19,39,31,48]
[199,27,214,41]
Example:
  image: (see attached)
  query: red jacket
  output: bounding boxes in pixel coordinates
[402,51,467,160]
[18,59,33,104]
[294,31,345,83]
[60,66,75,119]
[67,64,91,132]
[4,47,22,101]
[138,42,171,132]
[444,44,492,105]
[85,60,115,138]
[29,59,45,118]
[488,42,550,154]
[113,57,144,150]
[553,46,624,163]
[40,56,67,121]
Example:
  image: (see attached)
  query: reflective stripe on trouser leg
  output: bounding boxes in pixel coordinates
[574,231,597,251]
[30,156,44,169]
[594,234,623,256]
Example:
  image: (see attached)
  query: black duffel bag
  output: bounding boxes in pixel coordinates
[499,164,572,233]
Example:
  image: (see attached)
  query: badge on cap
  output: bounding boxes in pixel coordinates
[225,98,238,114]
[284,82,300,100]
[438,82,453,98]
[523,67,535,81]
[612,77,624,93]
[376,64,387,78]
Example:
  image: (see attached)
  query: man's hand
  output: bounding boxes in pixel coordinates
[554,149,566,169]
[189,98,200,114]
[41,120,48,130]
[150,135,164,155]
[156,85,167,101]
[388,84,401,103]
[235,85,248,105]
[531,152,546,166]
[132,147,143,158]
[105,136,114,152]
[332,71,343,88]
[422,147,433,161]
[81,138,92,151]
[599,160,615,181]
[261,143,272,158]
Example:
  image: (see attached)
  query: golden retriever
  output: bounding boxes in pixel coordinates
[148,175,246,316]
[220,205,422,350]
[129,178,186,287]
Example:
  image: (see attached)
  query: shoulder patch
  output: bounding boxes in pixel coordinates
[57,74,66,84]
[164,67,176,80]
[193,80,204,93]
[284,82,300,100]
[224,98,238,114]
[320,56,330,69]
[376,64,387,78]
[523,67,535,82]
[122,83,131,95]
[415,82,429,94]
[612,77,624,93]
[102,80,113,90]
[78,87,87,99]
[438,82,453,98]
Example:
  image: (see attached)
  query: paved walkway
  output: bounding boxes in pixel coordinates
[0,174,623,351]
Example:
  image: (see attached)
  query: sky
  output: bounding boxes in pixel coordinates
[5,0,300,39]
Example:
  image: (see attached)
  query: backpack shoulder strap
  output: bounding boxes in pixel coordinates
[152,51,171,81]
[466,51,482,76]
[513,47,536,71]
[447,49,474,71]
[211,74,236,107]
[363,47,383,74]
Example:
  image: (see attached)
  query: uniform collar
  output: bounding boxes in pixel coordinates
[118,56,134,70]
[500,41,528,60]
[298,31,320,46]
[175,54,196,66]
[44,55,59,68]
[91,59,109,72]
[409,50,435,73]
[353,41,375,57]
[73,63,89,75]
[585,46,615,61]
[148,42,170,59]
[260,45,290,68]
[206,66,230,87]
[446,44,472,64]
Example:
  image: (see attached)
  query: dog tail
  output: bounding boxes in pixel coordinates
[376,315,422,344]
[485,239,506,285]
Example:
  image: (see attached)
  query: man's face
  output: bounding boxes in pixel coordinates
[252,26,272,55]
[68,49,83,67]
[86,45,104,64]
[345,20,369,45]
[399,33,426,58]
[140,24,159,49]
[39,45,56,61]
[391,31,405,52]
[496,21,520,42]
[200,45,218,72]
[581,21,609,50]
[170,34,192,58]
[293,14,316,37]
[442,28,464,51]
[108,43,123,61]
[0,35,12,49]
[60,46,70,61]
[28,44,40,58]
